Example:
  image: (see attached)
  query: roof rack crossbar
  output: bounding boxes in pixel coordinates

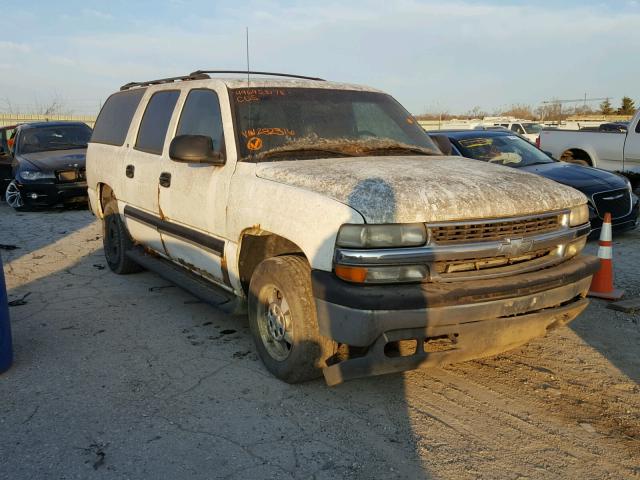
[191,70,325,82]
[120,72,210,91]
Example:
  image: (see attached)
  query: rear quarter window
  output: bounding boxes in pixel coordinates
[91,89,146,146]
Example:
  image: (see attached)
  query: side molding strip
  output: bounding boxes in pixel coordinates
[123,205,225,257]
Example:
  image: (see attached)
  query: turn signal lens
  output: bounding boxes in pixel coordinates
[335,265,368,283]
[564,237,587,258]
[335,264,428,284]
[569,204,589,226]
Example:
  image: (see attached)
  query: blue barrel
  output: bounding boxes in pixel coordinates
[0,251,13,373]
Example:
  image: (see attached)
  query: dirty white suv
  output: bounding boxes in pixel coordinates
[86,71,598,385]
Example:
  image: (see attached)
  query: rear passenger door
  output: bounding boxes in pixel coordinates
[157,87,231,286]
[122,89,180,255]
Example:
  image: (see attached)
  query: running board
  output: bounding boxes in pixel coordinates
[126,247,245,315]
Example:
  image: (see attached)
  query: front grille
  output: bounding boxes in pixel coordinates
[429,214,562,244]
[56,168,86,183]
[592,189,631,220]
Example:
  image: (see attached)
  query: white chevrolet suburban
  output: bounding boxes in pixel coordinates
[86,71,599,385]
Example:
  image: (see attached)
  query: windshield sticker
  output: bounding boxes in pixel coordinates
[459,138,493,148]
[235,89,287,103]
[241,127,296,139]
[247,137,263,151]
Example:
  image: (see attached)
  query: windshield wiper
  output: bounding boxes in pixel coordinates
[249,147,357,162]
[362,145,439,156]
[46,143,88,150]
[524,161,553,166]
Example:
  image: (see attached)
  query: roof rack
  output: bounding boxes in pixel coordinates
[120,72,210,91]
[120,70,325,90]
[190,70,325,81]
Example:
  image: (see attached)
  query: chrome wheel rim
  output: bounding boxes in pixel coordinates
[257,284,293,361]
[5,181,23,209]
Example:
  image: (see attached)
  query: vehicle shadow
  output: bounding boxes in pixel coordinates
[0,202,94,265]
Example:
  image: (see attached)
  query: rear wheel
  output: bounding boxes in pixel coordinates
[248,255,336,383]
[5,181,24,210]
[103,200,142,274]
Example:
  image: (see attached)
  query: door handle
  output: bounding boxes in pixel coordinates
[125,165,135,178]
[159,172,171,188]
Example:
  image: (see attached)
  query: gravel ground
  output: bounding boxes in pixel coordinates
[0,203,638,479]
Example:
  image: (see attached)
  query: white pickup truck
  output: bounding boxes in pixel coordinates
[539,110,640,172]
[86,71,597,386]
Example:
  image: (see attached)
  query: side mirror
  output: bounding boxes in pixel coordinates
[429,134,453,156]
[169,135,225,165]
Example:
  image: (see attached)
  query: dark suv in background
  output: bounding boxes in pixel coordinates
[4,121,92,210]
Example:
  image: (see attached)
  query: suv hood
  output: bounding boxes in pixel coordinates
[19,149,86,172]
[256,156,587,223]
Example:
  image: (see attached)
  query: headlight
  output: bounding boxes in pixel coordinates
[569,204,589,226]
[336,223,427,248]
[19,170,55,181]
[622,176,633,192]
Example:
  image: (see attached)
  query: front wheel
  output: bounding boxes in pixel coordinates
[5,180,24,210]
[248,255,336,383]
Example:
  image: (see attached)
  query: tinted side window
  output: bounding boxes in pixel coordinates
[91,89,146,146]
[135,90,180,155]
[176,89,225,152]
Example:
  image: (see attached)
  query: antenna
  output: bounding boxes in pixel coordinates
[245,27,250,86]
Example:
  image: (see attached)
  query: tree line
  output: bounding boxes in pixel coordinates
[418,96,636,121]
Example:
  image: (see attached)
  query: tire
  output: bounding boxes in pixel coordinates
[102,200,142,274]
[5,180,25,210]
[248,255,337,383]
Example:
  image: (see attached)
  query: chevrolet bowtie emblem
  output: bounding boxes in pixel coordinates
[497,237,534,256]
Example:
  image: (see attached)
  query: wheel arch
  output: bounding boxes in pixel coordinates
[237,228,307,297]
[560,148,594,166]
[96,183,115,218]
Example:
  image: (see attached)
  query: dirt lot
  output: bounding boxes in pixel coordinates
[0,203,638,479]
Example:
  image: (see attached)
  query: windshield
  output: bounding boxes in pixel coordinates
[454,134,554,167]
[18,125,92,154]
[231,88,440,161]
[521,123,543,134]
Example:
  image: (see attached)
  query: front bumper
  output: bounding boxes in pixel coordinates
[312,254,599,385]
[17,181,88,207]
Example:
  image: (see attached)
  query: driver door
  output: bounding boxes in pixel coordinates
[157,87,233,286]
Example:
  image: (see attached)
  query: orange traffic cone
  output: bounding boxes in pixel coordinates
[588,212,624,300]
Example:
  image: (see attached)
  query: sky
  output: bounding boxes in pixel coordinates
[1,0,639,116]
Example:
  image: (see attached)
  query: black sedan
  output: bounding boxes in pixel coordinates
[4,121,91,210]
[431,129,639,235]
